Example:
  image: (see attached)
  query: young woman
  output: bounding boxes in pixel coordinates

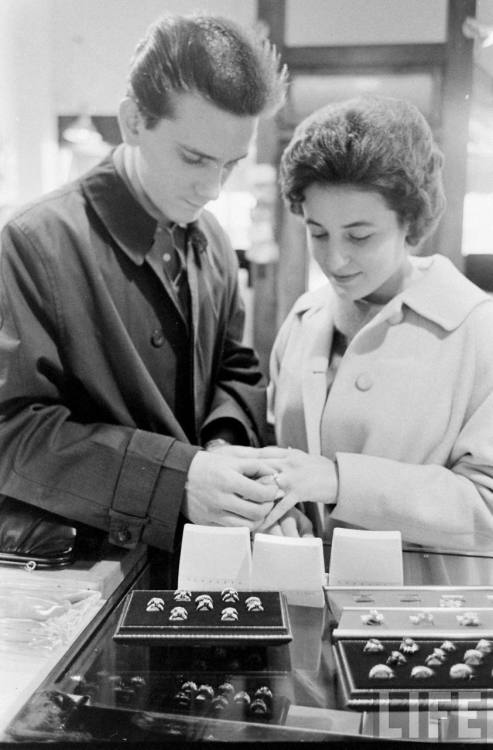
[259,95,493,550]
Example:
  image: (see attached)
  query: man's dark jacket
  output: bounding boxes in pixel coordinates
[0,157,266,550]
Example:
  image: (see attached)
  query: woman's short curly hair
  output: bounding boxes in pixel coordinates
[280,96,446,247]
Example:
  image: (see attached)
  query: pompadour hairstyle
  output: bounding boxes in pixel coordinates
[280,95,446,247]
[128,14,288,127]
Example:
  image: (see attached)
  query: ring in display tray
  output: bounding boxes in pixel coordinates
[323,584,493,622]
[113,590,292,645]
[333,636,493,711]
[328,594,493,711]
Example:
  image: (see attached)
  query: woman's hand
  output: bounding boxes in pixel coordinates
[256,448,339,529]
[260,507,314,538]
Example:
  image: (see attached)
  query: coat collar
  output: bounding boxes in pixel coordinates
[292,254,489,332]
[80,154,209,266]
[399,254,489,330]
[81,154,156,265]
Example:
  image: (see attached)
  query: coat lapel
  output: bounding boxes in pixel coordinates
[301,303,333,454]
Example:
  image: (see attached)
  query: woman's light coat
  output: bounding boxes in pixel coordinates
[269,255,493,551]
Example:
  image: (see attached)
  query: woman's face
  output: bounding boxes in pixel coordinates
[302,184,412,303]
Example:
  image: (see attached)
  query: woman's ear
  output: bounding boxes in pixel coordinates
[118,97,142,145]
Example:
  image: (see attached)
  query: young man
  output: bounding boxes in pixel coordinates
[0,14,288,551]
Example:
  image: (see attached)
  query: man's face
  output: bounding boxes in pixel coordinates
[130,92,258,224]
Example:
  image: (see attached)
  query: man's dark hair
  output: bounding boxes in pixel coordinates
[128,14,288,127]
[281,95,446,247]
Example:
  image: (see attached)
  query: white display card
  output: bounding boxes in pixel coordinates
[328,528,403,587]
[177,524,252,590]
[251,533,326,607]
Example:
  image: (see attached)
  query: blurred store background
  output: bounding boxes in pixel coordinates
[0,0,492,373]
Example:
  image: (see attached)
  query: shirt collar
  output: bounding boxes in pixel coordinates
[114,143,170,225]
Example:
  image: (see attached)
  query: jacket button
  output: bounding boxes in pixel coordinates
[116,528,131,544]
[355,373,373,391]
[151,328,165,347]
[388,309,404,325]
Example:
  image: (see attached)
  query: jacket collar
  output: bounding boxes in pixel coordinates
[80,154,208,265]
[293,254,489,332]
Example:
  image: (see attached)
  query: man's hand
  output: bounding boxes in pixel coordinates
[183,451,279,530]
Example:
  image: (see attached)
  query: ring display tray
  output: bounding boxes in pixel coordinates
[113,590,292,644]
[332,606,493,640]
[63,670,291,730]
[324,585,493,622]
[333,637,493,711]
[331,599,493,711]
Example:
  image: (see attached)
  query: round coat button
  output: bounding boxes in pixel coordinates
[387,309,404,325]
[355,373,373,391]
[151,328,165,347]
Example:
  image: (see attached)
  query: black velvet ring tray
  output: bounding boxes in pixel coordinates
[113,590,292,644]
[334,638,493,711]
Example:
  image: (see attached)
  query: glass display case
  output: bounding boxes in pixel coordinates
[4,545,493,744]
